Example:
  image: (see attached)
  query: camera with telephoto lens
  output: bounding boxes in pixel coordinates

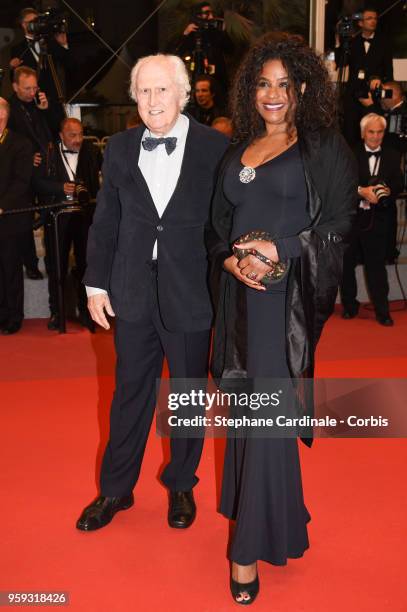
[368,177,391,208]
[337,12,363,37]
[26,8,67,39]
[193,16,223,32]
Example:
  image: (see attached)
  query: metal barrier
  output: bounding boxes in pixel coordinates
[0,199,95,334]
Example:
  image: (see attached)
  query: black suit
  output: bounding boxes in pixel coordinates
[336,32,393,145]
[8,93,55,274]
[84,116,228,495]
[33,140,103,315]
[340,143,402,318]
[0,129,33,324]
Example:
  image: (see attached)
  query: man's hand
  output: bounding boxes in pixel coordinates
[10,57,23,69]
[54,32,68,46]
[369,78,382,91]
[63,182,76,196]
[183,23,198,35]
[36,91,49,110]
[87,293,115,330]
[359,185,379,204]
[33,152,42,167]
[223,255,266,291]
[358,92,374,107]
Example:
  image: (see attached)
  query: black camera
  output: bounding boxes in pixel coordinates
[368,177,391,208]
[193,16,223,32]
[371,85,393,103]
[26,8,67,39]
[337,12,363,37]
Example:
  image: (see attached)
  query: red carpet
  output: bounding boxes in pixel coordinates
[1,306,406,611]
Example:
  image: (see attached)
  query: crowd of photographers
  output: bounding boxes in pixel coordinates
[0,2,406,334]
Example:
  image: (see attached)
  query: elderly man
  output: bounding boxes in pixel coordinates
[0,98,33,334]
[76,54,228,531]
[340,113,402,326]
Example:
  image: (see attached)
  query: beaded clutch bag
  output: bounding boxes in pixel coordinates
[232,230,290,285]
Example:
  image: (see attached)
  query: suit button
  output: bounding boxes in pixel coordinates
[157,224,164,232]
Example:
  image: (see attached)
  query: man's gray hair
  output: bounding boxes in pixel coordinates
[360,112,387,136]
[129,54,191,110]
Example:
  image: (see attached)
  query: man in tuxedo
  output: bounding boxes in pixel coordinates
[76,54,228,532]
[340,113,402,326]
[335,7,393,145]
[9,7,73,127]
[0,98,33,335]
[33,117,102,332]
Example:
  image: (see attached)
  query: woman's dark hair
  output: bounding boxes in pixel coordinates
[231,31,337,142]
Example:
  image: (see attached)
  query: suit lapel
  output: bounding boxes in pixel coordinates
[127,126,159,219]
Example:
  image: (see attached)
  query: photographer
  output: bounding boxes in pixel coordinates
[189,74,224,125]
[33,118,102,332]
[340,113,402,326]
[379,81,407,155]
[175,2,232,101]
[9,7,74,126]
[335,7,393,145]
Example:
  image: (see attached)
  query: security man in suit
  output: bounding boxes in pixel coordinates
[340,113,402,326]
[33,117,102,332]
[0,97,33,335]
[76,54,228,532]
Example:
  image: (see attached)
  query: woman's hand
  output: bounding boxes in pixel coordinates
[234,239,279,263]
[223,255,266,291]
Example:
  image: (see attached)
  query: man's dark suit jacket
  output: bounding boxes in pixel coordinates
[33,140,103,202]
[84,115,228,332]
[354,142,402,198]
[8,94,54,156]
[0,129,33,237]
[335,32,393,93]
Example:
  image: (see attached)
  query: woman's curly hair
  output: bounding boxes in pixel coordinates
[231,31,337,143]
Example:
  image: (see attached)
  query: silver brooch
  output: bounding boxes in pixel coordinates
[239,166,256,184]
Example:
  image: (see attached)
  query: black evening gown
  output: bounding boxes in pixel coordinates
[219,143,311,566]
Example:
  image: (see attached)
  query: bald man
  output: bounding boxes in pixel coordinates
[33,117,102,331]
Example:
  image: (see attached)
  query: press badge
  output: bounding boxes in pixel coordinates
[358,70,366,80]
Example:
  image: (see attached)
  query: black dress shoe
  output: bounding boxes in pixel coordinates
[342,303,359,319]
[47,314,60,331]
[376,315,394,327]
[230,574,260,606]
[78,311,96,333]
[1,321,22,335]
[26,268,43,280]
[168,490,196,529]
[76,494,134,531]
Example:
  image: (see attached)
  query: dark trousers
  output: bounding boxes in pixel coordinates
[340,208,391,318]
[100,266,210,496]
[21,227,39,271]
[44,211,90,315]
[0,236,24,324]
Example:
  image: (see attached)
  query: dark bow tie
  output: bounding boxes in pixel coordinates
[362,37,372,44]
[142,136,177,155]
[62,149,78,155]
[367,150,381,157]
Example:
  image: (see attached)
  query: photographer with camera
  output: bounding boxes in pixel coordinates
[335,7,394,145]
[175,2,232,102]
[340,113,402,326]
[33,118,102,332]
[379,81,407,155]
[9,7,74,129]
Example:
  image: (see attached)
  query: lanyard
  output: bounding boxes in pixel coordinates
[60,144,77,181]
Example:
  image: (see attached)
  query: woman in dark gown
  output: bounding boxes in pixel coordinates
[208,32,358,604]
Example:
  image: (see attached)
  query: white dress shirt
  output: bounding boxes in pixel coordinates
[359,145,381,210]
[86,114,189,297]
[59,142,79,180]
